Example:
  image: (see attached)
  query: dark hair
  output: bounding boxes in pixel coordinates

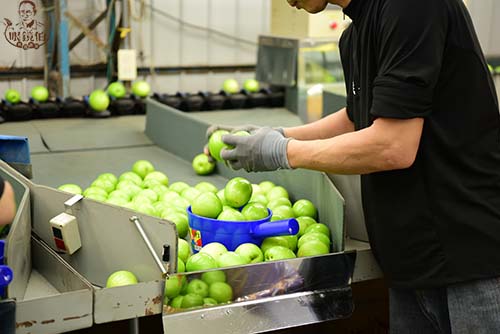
[19,1,36,10]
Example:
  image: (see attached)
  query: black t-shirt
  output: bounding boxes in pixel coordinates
[340,0,500,288]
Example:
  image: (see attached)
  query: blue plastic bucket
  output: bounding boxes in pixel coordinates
[0,241,13,298]
[187,206,299,252]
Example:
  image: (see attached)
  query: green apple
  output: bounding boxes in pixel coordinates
[186,278,210,298]
[181,293,203,309]
[186,252,218,272]
[241,202,269,221]
[235,243,264,263]
[224,177,253,208]
[495,66,500,74]
[132,80,151,98]
[305,223,330,237]
[83,186,108,198]
[88,89,110,112]
[132,160,155,179]
[160,190,181,202]
[267,197,292,210]
[264,246,296,261]
[191,192,222,218]
[200,242,228,262]
[134,202,157,216]
[164,275,184,299]
[169,295,184,308]
[201,270,227,285]
[5,88,21,104]
[192,154,216,175]
[208,282,233,303]
[144,171,169,186]
[217,208,246,221]
[116,181,142,197]
[251,184,263,196]
[258,181,275,194]
[222,79,240,94]
[217,251,249,268]
[298,232,330,249]
[292,199,317,219]
[106,270,138,287]
[58,183,82,195]
[137,189,158,202]
[162,212,189,238]
[91,178,115,193]
[203,297,218,306]
[177,258,185,273]
[141,178,162,190]
[169,181,191,194]
[296,216,318,237]
[105,197,129,207]
[266,186,289,201]
[85,193,107,202]
[271,205,295,219]
[243,79,260,93]
[195,181,218,194]
[150,184,169,196]
[178,238,191,263]
[226,131,250,150]
[31,86,49,102]
[281,235,298,252]
[170,196,190,211]
[119,171,143,185]
[260,236,289,255]
[132,194,153,206]
[153,202,170,216]
[181,187,202,203]
[216,189,228,206]
[208,129,230,162]
[107,81,127,99]
[97,173,118,186]
[250,194,268,206]
[297,240,330,257]
[270,214,285,222]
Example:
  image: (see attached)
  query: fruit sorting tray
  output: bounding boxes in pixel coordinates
[1,161,93,334]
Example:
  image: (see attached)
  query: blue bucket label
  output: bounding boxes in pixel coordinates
[189,227,203,251]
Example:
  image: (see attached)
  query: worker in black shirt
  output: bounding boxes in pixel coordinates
[0,175,16,227]
[208,0,500,332]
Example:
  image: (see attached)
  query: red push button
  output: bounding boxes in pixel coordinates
[54,238,66,251]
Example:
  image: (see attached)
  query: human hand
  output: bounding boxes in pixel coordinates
[220,127,291,172]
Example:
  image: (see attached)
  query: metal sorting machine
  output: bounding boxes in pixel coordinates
[0,99,357,333]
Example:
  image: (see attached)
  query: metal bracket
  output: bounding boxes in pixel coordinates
[64,194,84,214]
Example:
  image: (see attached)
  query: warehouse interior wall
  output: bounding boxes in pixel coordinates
[0,0,269,99]
[0,0,497,100]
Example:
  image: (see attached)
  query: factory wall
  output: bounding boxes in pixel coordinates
[0,0,269,99]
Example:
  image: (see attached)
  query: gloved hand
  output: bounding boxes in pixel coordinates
[205,124,285,139]
[220,127,292,172]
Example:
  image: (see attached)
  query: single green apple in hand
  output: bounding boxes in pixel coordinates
[191,192,223,219]
[200,242,228,262]
[132,160,155,179]
[208,282,233,303]
[106,270,138,287]
[186,252,218,272]
[192,154,216,175]
[208,130,230,162]
[224,177,253,208]
[58,183,83,195]
[235,243,264,263]
[186,278,210,298]
[264,246,296,261]
[297,240,330,257]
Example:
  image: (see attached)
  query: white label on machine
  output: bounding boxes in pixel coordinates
[49,212,82,255]
[118,49,138,81]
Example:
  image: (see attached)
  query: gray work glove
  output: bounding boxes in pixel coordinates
[206,124,284,139]
[220,127,292,172]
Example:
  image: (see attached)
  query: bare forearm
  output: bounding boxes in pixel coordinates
[0,181,16,225]
[283,108,354,140]
[287,118,424,174]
